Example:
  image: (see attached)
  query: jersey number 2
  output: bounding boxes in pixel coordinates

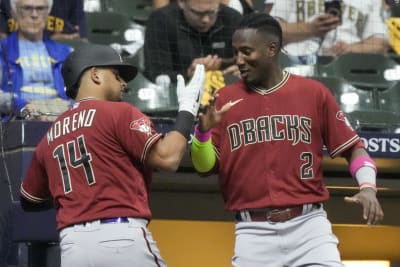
[53,135,95,194]
[300,152,314,179]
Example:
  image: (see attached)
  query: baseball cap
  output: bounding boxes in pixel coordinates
[62,44,138,98]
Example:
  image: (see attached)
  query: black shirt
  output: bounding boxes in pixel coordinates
[143,2,242,82]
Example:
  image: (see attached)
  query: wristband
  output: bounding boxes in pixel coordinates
[174,111,195,140]
[191,136,216,173]
[355,166,377,191]
[349,156,377,191]
[194,124,211,142]
[349,156,377,177]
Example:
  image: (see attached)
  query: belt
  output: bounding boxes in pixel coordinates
[100,217,130,224]
[236,203,321,223]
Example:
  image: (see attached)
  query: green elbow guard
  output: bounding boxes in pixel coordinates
[191,136,216,173]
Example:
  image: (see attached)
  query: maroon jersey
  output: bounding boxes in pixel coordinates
[212,72,362,211]
[20,99,162,230]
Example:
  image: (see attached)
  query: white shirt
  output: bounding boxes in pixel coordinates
[266,0,387,56]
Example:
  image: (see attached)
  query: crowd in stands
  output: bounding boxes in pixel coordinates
[0,0,83,123]
[0,0,399,118]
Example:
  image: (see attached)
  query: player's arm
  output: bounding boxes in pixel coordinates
[19,153,53,212]
[146,131,189,171]
[342,144,384,225]
[145,65,206,171]
[191,96,242,175]
[191,125,218,176]
[20,196,53,212]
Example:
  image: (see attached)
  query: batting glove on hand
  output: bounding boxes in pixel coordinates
[176,64,206,116]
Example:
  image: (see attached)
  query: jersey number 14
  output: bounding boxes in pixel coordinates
[53,135,95,194]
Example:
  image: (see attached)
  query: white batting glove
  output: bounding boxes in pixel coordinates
[176,64,206,116]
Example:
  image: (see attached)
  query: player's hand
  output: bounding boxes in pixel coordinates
[177,64,206,116]
[198,95,242,132]
[344,187,384,225]
[308,13,340,38]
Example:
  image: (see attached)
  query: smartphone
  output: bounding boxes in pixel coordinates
[63,22,79,34]
[324,0,342,23]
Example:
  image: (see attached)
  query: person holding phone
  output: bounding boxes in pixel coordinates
[264,0,388,64]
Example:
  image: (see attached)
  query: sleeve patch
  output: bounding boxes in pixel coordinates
[129,117,152,136]
[336,110,353,129]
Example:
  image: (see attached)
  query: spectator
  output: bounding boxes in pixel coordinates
[0,0,87,41]
[152,0,170,9]
[265,0,388,64]
[383,0,400,18]
[0,0,72,121]
[153,0,254,14]
[222,0,254,14]
[144,0,242,83]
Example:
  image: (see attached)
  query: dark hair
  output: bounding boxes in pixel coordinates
[237,13,283,49]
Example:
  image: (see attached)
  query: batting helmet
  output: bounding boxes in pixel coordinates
[62,44,138,99]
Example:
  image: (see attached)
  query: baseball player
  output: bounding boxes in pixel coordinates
[19,44,205,267]
[265,0,387,64]
[191,13,383,267]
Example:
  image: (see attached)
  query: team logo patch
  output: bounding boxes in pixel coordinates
[336,111,346,121]
[129,117,152,136]
[336,111,353,129]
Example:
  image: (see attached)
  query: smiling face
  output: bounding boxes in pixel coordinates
[178,0,220,33]
[13,0,49,41]
[233,28,280,86]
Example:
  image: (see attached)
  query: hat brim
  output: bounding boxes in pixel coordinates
[114,64,138,83]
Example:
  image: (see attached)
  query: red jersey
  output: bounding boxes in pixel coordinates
[20,99,162,230]
[212,72,361,211]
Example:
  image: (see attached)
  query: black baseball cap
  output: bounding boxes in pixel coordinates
[62,44,137,98]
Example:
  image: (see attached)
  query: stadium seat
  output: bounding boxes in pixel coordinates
[125,46,145,73]
[123,72,178,116]
[312,76,375,112]
[86,11,133,45]
[279,52,296,69]
[345,110,400,133]
[279,53,317,76]
[317,53,398,91]
[311,76,399,132]
[378,82,400,114]
[58,39,87,50]
[101,0,152,25]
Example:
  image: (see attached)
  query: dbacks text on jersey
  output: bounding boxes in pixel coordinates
[227,114,311,151]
